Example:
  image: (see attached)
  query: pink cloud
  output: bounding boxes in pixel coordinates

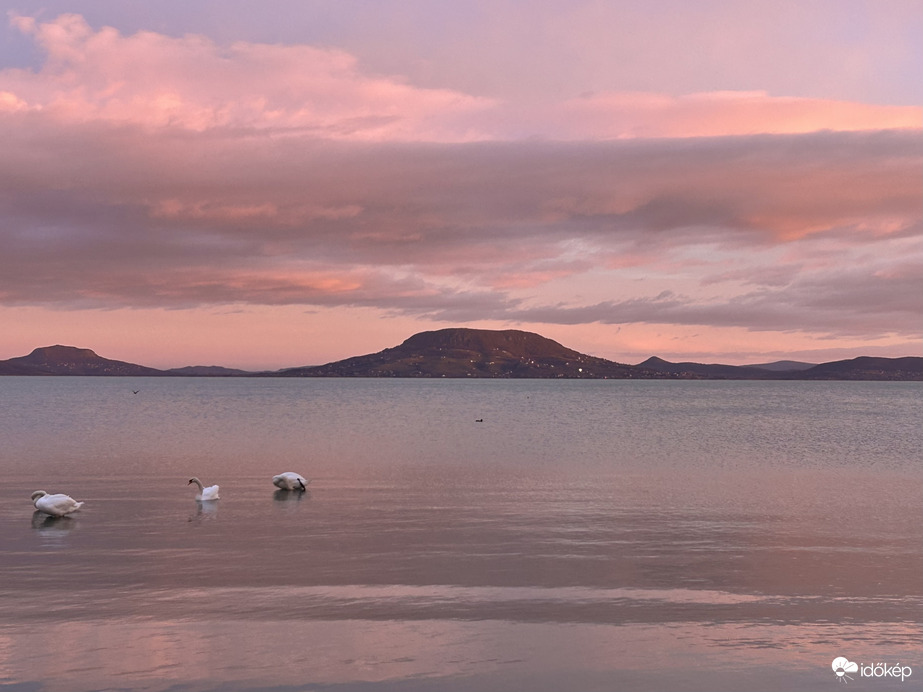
[4,14,920,142]
[0,13,920,361]
[549,91,922,139]
[488,266,591,291]
[5,13,496,140]
[1,122,917,330]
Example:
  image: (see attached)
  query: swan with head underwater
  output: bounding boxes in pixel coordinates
[272,472,309,492]
[187,477,220,501]
[31,490,84,517]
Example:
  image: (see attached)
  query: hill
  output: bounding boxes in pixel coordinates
[746,360,815,372]
[797,356,923,381]
[0,345,165,376]
[278,328,662,378]
[166,365,253,376]
[640,354,923,381]
[637,356,775,379]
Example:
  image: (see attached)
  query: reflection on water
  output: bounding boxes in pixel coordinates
[273,488,311,502]
[0,379,920,692]
[189,499,220,523]
[30,510,78,540]
[0,618,678,691]
[2,618,919,692]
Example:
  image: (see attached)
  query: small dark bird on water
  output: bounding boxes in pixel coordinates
[132,390,140,394]
[475,418,483,422]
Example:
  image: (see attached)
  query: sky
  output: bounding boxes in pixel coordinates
[0,0,920,370]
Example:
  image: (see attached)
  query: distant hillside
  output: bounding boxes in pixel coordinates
[0,345,164,376]
[797,356,923,381]
[746,360,815,372]
[167,365,253,376]
[640,354,923,381]
[1,337,920,380]
[278,328,662,379]
[637,356,774,379]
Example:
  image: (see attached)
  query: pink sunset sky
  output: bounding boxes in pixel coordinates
[1,0,920,370]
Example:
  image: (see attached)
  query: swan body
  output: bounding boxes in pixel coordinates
[31,490,84,517]
[188,477,220,501]
[272,472,309,491]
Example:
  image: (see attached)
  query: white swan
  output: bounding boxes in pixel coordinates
[188,477,220,501]
[31,490,84,517]
[272,472,309,491]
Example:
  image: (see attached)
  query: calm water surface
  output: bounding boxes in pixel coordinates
[0,378,920,692]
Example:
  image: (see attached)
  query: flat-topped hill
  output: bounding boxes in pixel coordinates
[1,345,164,376]
[279,328,656,378]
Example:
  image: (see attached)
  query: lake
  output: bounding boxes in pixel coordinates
[0,378,920,691]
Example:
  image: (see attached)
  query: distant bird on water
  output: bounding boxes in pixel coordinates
[272,472,309,492]
[132,390,140,394]
[31,490,84,517]
[187,477,220,501]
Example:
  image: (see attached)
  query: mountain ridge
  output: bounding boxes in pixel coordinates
[0,331,920,380]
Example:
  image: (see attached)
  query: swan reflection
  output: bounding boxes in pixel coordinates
[273,488,311,502]
[188,499,220,523]
[31,510,77,537]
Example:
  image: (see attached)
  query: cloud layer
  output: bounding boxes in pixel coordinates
[4,14,920,140]
[1,14,921,361]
